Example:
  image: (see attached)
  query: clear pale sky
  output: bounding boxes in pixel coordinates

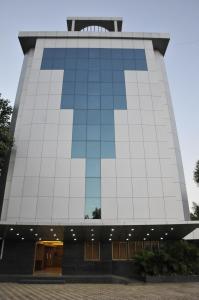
[1,0,199,210]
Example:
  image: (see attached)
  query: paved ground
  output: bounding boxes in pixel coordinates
[0,282,199,300]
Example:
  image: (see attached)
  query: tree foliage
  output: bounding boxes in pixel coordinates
[0,94,13,171]
[194,160,199,185]
[190,202,199,220]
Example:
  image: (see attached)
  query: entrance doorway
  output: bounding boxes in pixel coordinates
[34,241,63,275]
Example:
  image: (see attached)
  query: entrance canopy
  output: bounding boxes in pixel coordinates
[0,223,199,242]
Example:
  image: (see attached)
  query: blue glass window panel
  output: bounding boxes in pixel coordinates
[114,95,127,110]
[100,49,111,59]
[123,49,135,59]
[112,49,122,59]
[75,82,87,95]
[123,60,136,70]
[63,70,75,82]
[89,59,100,70]
[76,70,88,82]
[64,58,76,69]
[74,95,87,109]
[73,125,87,140]
[89,48,100,58]
[88,82,100,95]
[62,82,75,94]
[86,178,101,197]
[113,71,125,82]
[101,125,115,141]
[43,48,55,58]
[112,60,123,70]
[76,59,88,69]
[101,110,114,124]
[73,110,87,124]
[113,83,126,96]
[85,199,101,218]
[72,141,86,158]
[100,83,113,96]
[100,70,112,82]
[135,60,147,70]
[87,125,100,140]
[87,95,100,109]
[101,96,114,109]
[100,59,112,70]
[77,48,89,58]
[52,59,65,69]
[61,95,74,109]
[41,59,52,69]
[66,48,77,58]
[86,159,101,177]
[88,71,100,82]
[101,141,115,158]
[87,110,101,125]
[54,48,66,58]
[86,141,101,158]
[135,49,145,59]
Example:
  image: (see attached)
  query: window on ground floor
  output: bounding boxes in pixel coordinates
[84,241,100,261]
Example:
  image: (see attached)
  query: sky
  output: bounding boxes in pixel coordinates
[0,0,199,210]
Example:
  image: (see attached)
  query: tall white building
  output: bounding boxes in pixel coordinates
[0,17,198,277]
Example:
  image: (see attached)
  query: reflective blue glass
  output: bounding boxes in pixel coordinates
[123,60,136,70]
[86,178,101,197]
[86,141,100,158]
[113,83,126,95]
[43,48,55,58]
[74,95,87,109]
[88,82,100,95]
[112,49,123,59]
[123,49,135,59]
[66,48,77,58]
[41,59,52,69]
[76,70,88,82]
[89,48,100,58]
[87,125,100,140]
[88,71,100,82]
[61,95,74,109]
[87,95,100,109]
[62,82,75,94]
[101,125,115,141]
[113,71,124,82]
[112,60,123,70]
[101,96,114,109]
[64,70,75,82]
[73,125,87,140]
[135,49,145,59]
[64,58,76,69]
[100,49,111,59]
[73,110,87,124]
[54,48,66,58]
[89,59,100,70]
[76,59,88,69]
[100,70,112,82]
[86,159,101,177]
[100,59,112,69]
[100,83,113,95]
[101,110,114,124]
[101,141,115,158]
[71,141,86,158]
[53,59,65,69]
[136,60,147,70]
[77,48,89,58]
[87,110,101,125]
[75,82,87,95]
[114,95,127,109]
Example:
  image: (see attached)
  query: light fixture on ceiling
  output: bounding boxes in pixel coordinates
[16,233,19,236]
[50,228,53,232]
[160,237,163,240]
[91,238,94,241]
[35,233,38,237]
[151,228,154,231]
[21,237,24,240]
[10,228,14,231]
[111,228,114,232]
[147,233,150,236]
[171,228,174,231]
[126,238,129,241]
[165,233,168,236]
[109,238,112,241]
[53,233,57,237]
[30,228,34,232]
[70,229,74,232]
[131,228,134,231]
[74,238,77,241]
[128,233,132,236]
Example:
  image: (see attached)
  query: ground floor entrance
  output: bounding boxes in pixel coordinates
[34,241,63,275]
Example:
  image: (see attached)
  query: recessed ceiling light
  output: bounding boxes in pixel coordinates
[128,233,132,236]
[110,234,112,237]
[39,238,42,241]
[21,237,24,240]
[160,237,163,240]
[50,228,53,232]
[111,228,114,231]
[53,233,57,237]
[91,233,94,236]
[30,228,33,232]
[109,238,112,241]
[74,238,77,241]
[35,233,38,236]
[91,229,94,232]
[171,228,174,231]
[16,233,19,236]
[72,233,75,236]
[151,228,154,231]
[10,228,14,231]
[91,238,94,241]
[126,238,129,241]
[70,229,74,232]
[147,233,150,236]
[165,233,168,236]
[143,238,146,240]
[56,238,59,241]
[131,228,134,231]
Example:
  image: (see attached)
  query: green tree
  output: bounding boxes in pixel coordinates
[194,160,199,185]
[0,94,13,174]
[190,202,199,220]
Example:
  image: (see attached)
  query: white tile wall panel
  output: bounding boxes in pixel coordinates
[115,125,129,141]
[101,178,117,198]
[42,141,57,157]
[133,198,150,219]
[25,158,41,176]
[127,110,141,124]
[131,159,146,177]
[101,159,116,178]
[7,197,21,219]
[40,158,56,177]
[52,197,69,219]
[144,142,159,158]
[128,125,142,141]
[55,159,70,177]
[10,177,24,197]
[115,141,130,158]
[117,178,132,198]
[116,159,131,177]
[132,178,148,197]
[69,197,84,219]
[54,178,69,197]
[23,177,39,197]
[117,198,134,219]
[149,197,165,219]
[148,178,163,197]
[130,141,145,158]
[32,109,46,124]
[13,158,26,177]
[139,96,153,110]
[38,177,54,197]
[36,197,53,219]
[70,159,85,177]
[145,159,161,177]
[20,197,37,218]
[70,178,85,198]
[126,95,139,109]
[101,197,117,219]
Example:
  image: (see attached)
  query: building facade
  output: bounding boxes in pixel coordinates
[0,17,197,277]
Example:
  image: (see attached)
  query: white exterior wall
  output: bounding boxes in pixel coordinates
[1,36,188,225]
